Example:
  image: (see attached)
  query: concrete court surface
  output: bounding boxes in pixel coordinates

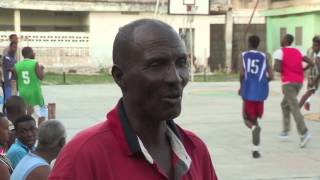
[43,81,320,180]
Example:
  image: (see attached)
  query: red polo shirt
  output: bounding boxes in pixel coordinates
[49,101,218,180]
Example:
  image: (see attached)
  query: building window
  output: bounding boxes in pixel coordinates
[280,27,287,41]
[295,27,303,46]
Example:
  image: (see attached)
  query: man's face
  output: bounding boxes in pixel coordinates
[9,44,17,55]
[122,25,189,122]
[10,36,18,43]
[16,120,37,149]
[0,118,10,145]
[312,42,320,53]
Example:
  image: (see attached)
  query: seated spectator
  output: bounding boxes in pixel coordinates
[11,120,66,180]
[0,113,13,180]
[3,96,27,149]
[6,115,36,169]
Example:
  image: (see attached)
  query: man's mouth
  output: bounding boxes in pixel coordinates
[161,93,182,103]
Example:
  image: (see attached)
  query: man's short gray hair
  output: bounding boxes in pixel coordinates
[38,120,66,148]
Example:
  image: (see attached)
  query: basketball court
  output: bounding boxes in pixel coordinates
[43,81,320,180]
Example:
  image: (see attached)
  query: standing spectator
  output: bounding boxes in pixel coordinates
[4,96,27,149]
[6,115,37,169]
[0,113,13,180]
[2,34,19,58]
[273,34,313,148]
[13,47,47,125]
[2,42,18,102]
[1,34,19,105]
[11,120,66,180]
[239,35,273,158]
[49,19,217,180]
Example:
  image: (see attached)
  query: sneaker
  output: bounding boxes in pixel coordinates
[252,151,261,158]
[300,131,311,148]
[278,132,289,140]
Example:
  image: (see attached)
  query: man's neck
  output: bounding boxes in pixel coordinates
[8,52,15,57]
[122,100,168,147]
[34,147,54,164]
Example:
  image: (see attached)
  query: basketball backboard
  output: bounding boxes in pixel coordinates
[168,0,209,15]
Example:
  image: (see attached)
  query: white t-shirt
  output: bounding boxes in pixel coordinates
[273,46,305,61]
[313,51,320,58]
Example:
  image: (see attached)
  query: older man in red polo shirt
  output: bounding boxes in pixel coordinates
[49,19,218,180]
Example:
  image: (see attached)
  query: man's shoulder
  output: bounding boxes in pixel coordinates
[49,119,116,179]
[7,143,26,154]
[177,125,209,150]
[67,120,112,150]
[56,120,110,150]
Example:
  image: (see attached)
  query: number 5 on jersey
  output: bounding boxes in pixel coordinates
[22,71,30,84]
[247,59,259,74]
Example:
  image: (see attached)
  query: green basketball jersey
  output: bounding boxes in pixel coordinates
[15,59,44,106]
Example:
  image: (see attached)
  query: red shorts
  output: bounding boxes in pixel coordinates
[243,100,264,121]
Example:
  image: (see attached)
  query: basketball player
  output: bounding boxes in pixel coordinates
[13,47,47,126]
[299,36,320,110]
[239,35,273,158]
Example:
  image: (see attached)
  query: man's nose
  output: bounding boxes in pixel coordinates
[164,63,182,84]
[27,130,34,137]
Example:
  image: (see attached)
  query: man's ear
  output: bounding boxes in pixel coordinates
[59,137,66,148]
[112,65,126,89]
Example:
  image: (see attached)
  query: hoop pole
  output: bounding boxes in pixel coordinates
[244,0,260,40]
[154,0,160,17]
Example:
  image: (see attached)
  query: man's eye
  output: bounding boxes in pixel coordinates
[148,59,164,67]
[149,62,161,67]
[177,58,187,66]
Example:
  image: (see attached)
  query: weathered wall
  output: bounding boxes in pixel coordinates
[266,12,320,56]
[89,12,227,68]
[0,9,14,30]
[270,0,320,9]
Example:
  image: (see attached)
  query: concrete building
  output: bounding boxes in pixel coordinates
[263,0,320,55]
[0,0,267,73]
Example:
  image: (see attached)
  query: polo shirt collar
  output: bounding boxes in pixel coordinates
[115,99,192,177]
[15,139,35,151]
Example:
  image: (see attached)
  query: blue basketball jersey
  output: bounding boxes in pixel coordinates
[240,50,269,101]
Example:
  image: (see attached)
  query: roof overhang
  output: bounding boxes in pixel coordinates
[261,4,320,17]
[0,0,162,12]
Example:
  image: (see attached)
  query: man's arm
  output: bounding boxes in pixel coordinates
[35,62,45,81]
[266,54,274,81]
[309,57,320,87]
[26,166,51,180]
[239,54,244,95]
[12,68,17,80]
[273,59,281,73]
[239,54,245,82]
[0,162,10,180]
[302,56,314,71]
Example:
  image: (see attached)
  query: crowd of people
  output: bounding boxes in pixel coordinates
[0,18,318,179]
[0,34,66,179]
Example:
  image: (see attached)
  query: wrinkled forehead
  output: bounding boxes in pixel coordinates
[132,24,186,55]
